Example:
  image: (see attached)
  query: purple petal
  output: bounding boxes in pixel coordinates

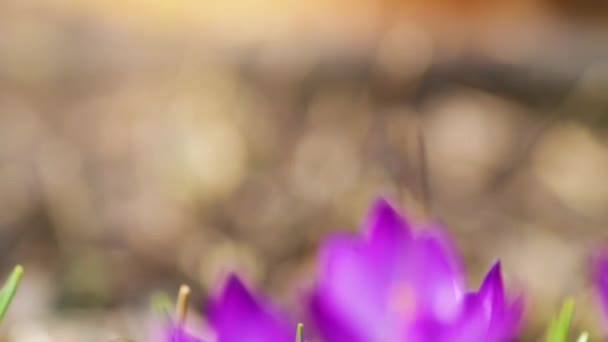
[166,326,204,342]
[365,197,411,253]
[478,262,506,314]
[479,261,524,337]
[210,275,259,316]
[446,261,522,342]
[500,294,524,339]
[312,233,392,340]
[206,274,294,342]
[593,251,608,306]
[593,250,608,319]
[392,229,466,319]
[309,291,367,342]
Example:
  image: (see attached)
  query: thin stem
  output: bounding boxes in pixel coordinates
[416,120,431,218]
[175,284,191,327]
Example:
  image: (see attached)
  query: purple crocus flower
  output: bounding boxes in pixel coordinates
[592,250,608,319]
[309,197,523,342]
[206,274,295,342]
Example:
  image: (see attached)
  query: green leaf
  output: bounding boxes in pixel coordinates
[295,323,304,342]
[0,265,23,322]
[546,298,575,342]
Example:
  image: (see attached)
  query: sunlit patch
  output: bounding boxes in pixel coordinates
[387,282,417,321]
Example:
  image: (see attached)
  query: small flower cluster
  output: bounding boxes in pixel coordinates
[4,197,608,341]
[155,196,608,342]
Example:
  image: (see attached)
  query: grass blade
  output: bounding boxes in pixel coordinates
[0,265,23,322]
[546,298,575,342]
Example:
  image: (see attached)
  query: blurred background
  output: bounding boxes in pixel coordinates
[1,0,608,340]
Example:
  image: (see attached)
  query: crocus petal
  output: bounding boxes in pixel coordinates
[365,197,411,257]
[446,262,522,342]
[166,326,204,342]
[593,250,608,319]
[312,233,395,340]
[392,229,466,320]
[311,198,416,340]
[477,262,507,329]
[309,291,367,342]
[206,274,294,342]
[477,262,523,338]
